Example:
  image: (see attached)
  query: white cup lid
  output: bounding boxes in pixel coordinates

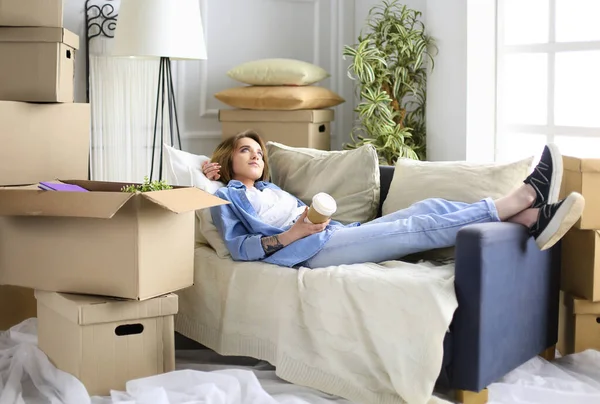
[312,192,337,216]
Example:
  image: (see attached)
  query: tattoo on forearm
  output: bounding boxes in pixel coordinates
[261,235,284,255]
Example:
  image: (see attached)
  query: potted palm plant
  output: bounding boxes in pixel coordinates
[343,0,436,164]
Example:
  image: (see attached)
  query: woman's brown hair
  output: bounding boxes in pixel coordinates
[210,130,270,184]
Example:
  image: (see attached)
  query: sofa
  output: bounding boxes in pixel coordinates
[379,165,561,401]
[172,144,560,404]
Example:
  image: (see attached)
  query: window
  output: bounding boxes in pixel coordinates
[496,0,600,163]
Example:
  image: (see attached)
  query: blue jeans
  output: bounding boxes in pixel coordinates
[302,198,500,268]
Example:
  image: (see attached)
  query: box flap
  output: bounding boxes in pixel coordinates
[141,187,229,213]
[563,155,600,173]
[0,27,79,49]
[35,291,179,325]
[218,109,334,123]
[0,187,134,219]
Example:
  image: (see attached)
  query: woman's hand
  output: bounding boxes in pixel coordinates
[202,161,221,181]
[279,208,330,245]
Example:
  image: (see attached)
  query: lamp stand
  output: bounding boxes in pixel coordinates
[150,56,182,181]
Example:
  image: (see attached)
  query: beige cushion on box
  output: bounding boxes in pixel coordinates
[227,58,329,86]
[214,86,345,111]
[382,157,534,216]
[267,142,380,224]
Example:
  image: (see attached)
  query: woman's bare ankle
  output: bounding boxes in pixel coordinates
[508,208,539,227]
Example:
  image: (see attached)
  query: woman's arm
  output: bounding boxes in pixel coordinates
[211,194,329,260]
[260,208,328,256]
[211,201,267,261]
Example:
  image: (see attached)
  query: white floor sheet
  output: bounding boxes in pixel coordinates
[1,319,600,404]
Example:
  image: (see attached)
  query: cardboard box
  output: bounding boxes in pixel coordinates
[0,180,228,300]
[0,285,36,331]
[561,228,600,302]
[0,27,78,102]
[557,292,600,355]
[0,101,90,186]
[219,109,334,151]
[560,156,600,229]
[0,0,64,27]
[36,291,178,396]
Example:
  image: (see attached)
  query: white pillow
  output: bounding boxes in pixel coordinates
[227,58,329,86]
[382,157,534,216]
[162,144,229,257]
[266,142,381,224]
[163,144,224,193]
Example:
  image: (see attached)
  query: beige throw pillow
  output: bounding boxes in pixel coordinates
[266,142,380,224]
[214,86,344,110]
[382,157,534,216]
[227,59,329,86]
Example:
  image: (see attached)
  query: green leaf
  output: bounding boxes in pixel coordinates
[345,0,433,163]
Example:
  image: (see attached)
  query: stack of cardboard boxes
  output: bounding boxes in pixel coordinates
[0,0,228,396]
[0,0,89,330]
[558,155,600,355]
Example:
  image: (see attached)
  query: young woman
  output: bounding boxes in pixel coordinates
[203,131,585,269]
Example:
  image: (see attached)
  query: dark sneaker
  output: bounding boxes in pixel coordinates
[524,143,563,208]
[529,192,585,250]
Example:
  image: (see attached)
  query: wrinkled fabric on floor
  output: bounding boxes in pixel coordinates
[2,319,600,404]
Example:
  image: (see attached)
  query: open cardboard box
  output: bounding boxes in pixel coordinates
[0,180,229,300]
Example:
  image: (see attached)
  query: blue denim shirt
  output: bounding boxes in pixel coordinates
[210,180,357,267]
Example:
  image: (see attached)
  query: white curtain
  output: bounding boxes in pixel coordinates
[88,11,167,182]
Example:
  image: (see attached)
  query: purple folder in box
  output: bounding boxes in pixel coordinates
[38,182,89,192]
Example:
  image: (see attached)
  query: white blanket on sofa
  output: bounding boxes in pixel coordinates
[175,245,458,404]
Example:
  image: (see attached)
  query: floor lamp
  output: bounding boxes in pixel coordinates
[112,0,207,181]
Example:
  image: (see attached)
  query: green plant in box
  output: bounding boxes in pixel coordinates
[343,0,436,164]
[121,176,173,193]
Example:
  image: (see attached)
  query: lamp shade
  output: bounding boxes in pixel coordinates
[112,0,207,60]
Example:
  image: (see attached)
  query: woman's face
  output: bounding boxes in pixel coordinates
[231,137,265,183]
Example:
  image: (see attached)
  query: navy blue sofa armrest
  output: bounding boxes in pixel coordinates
[448,222,560,391]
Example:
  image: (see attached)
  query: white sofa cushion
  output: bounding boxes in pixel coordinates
[163,144,230,257]
[382,157,534,216]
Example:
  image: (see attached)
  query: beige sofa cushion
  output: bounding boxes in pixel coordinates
[382,157,534,216]
[214,86,344,110]
[383,156,534,262]
[267,142,380,224]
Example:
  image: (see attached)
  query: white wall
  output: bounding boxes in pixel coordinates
[66,0,497,164]
[64,0,89,104]
[64,0,362,157]
[65,0,495,161]
[426,0,496,162]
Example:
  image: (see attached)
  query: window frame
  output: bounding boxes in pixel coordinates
[495,0,600,161]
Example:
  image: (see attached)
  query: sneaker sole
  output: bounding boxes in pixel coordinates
[546,143,563,205]
[536,192,585,250]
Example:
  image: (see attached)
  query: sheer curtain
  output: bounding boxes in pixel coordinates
[88,7,167,182]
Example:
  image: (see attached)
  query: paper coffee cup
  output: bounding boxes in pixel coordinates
[305,192,337,224]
